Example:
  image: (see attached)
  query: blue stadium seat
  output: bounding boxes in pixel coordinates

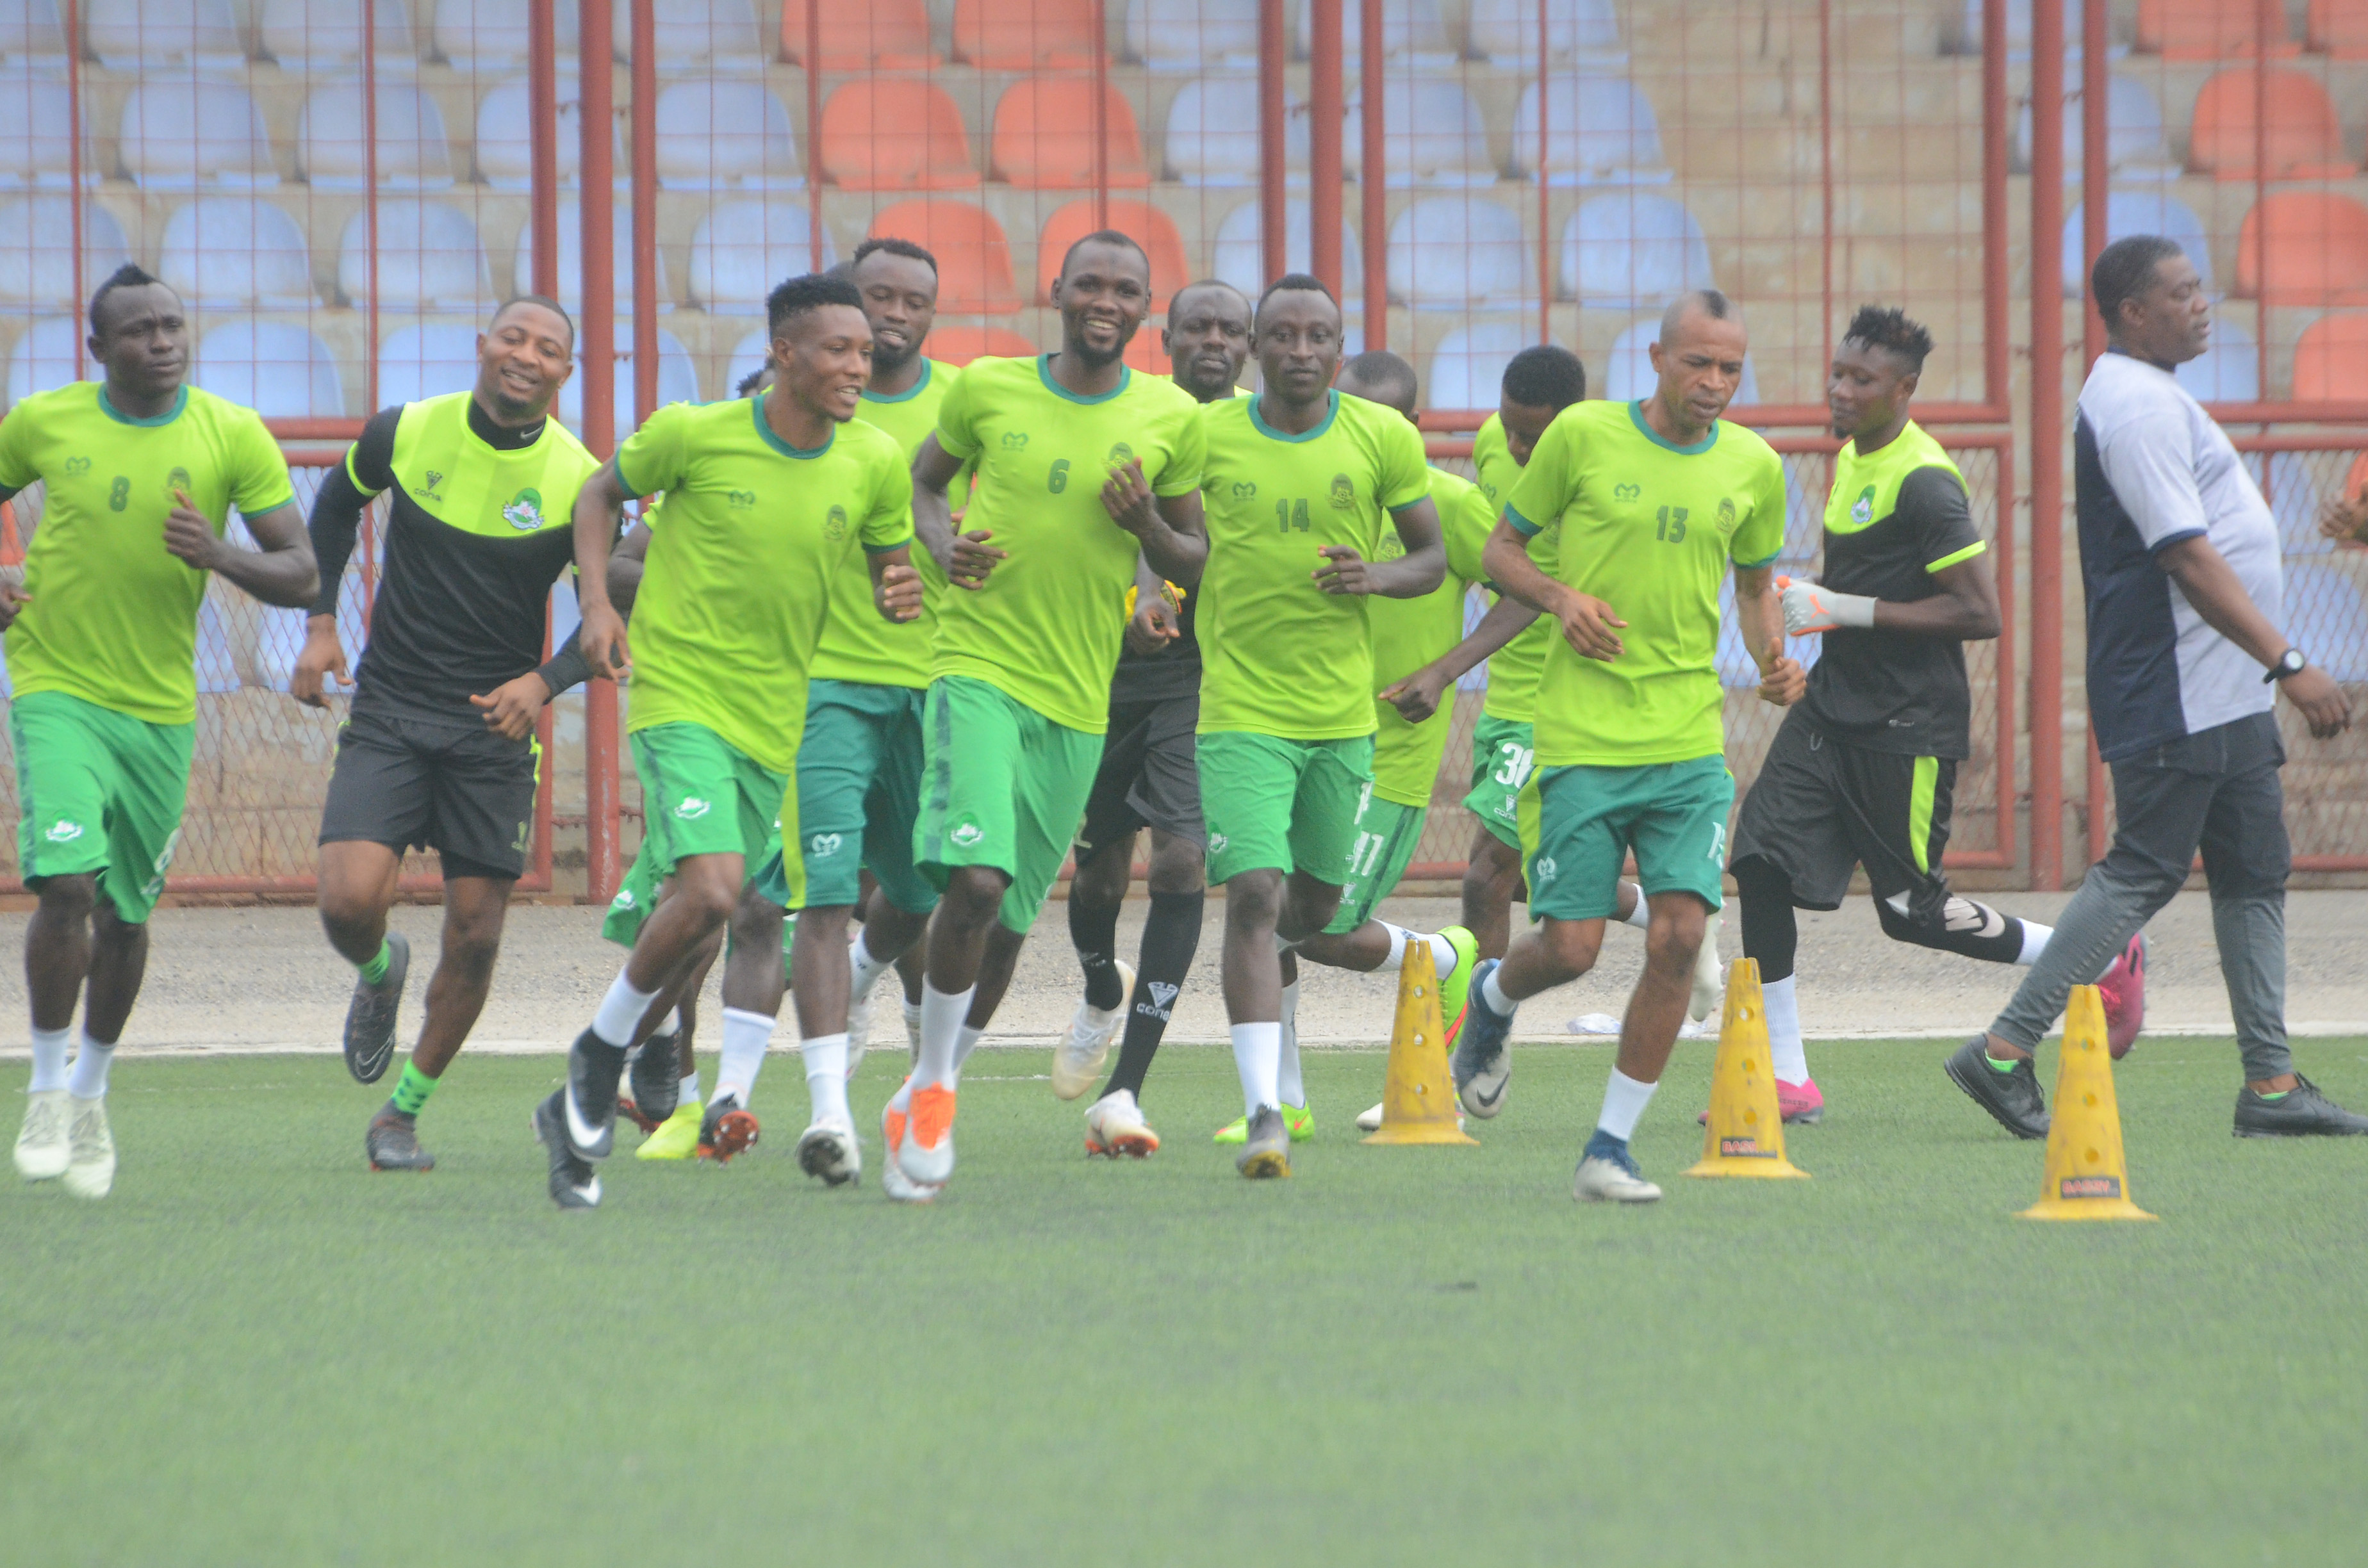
[1561,193,1714,309]
[1510,75,1672,185]
[434,0,580,67]
[515,198,672,314]
[1466,0,1625,64]
[657,79,802,191]
[258,0,415,71]
[376,321,482,404]
[0,0,72,62]
[1212,200,1362,300]
[1603,318,1760,405]
[0,197,129,311]
[477,78,616,190]
[118,79,278,188]
[689,200,837,313]
[1127,0,1260,69]
[84,0,244,68]
[300,79,456,191]
[559,329,699,434]
[1388,195,1525,306]
[340,199,491,312]
[193,320,346,419]
[1425,322,1535,410]
[0,72,88,189]
[1165,76,1304,186]
[2060,192,2213,297]
[1353,76,1493,187]
[2283,560,2368,682]
[1298,0,1455,63]
[158,197,316,311]
[4,315,92,402]
[645,0,766,70]
[2018,76,2172,179]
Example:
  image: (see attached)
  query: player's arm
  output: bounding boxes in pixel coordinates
[2158,535,2349,738]
[171,493,315,608]
[292,409,400,706]
[1784,469,1999,640]
[1099,459,1206,587]
[1381,592,1538,723]
[0,486,25,630]
[913,434,1005,590]
[1315,496,1444,600]
[866,544,923,624]
[1483,514,1624,661]
[571,456,636,678]
[1126,553,1183,653]
[607,516,654,617]
[1734,562,1804,707]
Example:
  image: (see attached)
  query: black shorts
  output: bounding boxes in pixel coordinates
[1074,690,1204,858]
[318,706,539,881]
[1729,712,1955,911]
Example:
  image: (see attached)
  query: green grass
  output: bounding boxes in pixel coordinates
[4,1038,2366,1567]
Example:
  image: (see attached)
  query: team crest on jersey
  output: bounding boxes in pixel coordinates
[1001,431,1030,451]
[64,456,90,476]
[1850,484,1875,525]
[167,465,193,499]
[1377,532,1404,561]
[1614,482,1641,502]
[1106,441,1135,467]
[502,487,546,530]
[1328,474,1355,510]
[1716,496,1738,536]
[1229,480,1256,501]
[824,505,849,542]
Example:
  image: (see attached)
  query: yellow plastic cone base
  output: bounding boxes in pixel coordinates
[1363,939,1478,1146]
[2020,985,2156,1222]
[1685,957,1809,1180]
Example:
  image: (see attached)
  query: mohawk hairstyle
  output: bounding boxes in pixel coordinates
[1840,305,1934,372]
[88,263,170,336]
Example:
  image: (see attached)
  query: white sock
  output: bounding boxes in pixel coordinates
[1763,974,1809,1085]
[1481,966,1517,1017]
[1622,886,1651,930]
[1276,982,1304,1108]
[914,980,974,1090]
[29,1025,72,1093]
[678,1068,701,1105]
[712,1007,774,1105]
[1377,922,1411,972]
[850,928,894,1001]
[656,1008,680,1038]
[1231,1021,1283,1118]
[802,1032,851,1123]
[1595,1066,1657,1141]
[953,1023,984,1070]
[67,1035,114,1099]
[2017,920,2053,966]
[591,967,660,1048]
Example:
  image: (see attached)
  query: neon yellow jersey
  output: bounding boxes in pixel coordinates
[0,382,295,726]
[1471,412,1558,724]
[1504,400,1787,767]
[615,396,914,774]
[1367,465,1493,807]
[1196,389,1431,740]
[810,357,956,690]
[930,355,1205,733]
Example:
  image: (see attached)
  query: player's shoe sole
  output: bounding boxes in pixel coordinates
[1235,1105,1291,1179]
[1053,960,1133,1100]
[696,1094,761,1163]
[366,1104,434,1172]
[532,1091,600,1209]
[796,1117,862,1186]
[14,1087,69,1181]
[341,931,409,1085]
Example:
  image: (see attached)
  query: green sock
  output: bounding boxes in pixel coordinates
[358,939,391,986]
[2255,1088,2290,1102]
[390,1059,438,1118]
[1985,1051,2023,1074]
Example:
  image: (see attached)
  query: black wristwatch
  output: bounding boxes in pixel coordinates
[2265,647,2307,683]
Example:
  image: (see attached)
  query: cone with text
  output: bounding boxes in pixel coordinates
[1684,958,1809,1179]
[1362,939,1478,1146]
[2019,984,2156,1221]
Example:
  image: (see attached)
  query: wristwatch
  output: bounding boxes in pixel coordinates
[2264,647,2307,683]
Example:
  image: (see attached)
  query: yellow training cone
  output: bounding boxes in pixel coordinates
[1685,958,1809,1180]
[2019,984,2156,1222]
[1362,938,1478,1145]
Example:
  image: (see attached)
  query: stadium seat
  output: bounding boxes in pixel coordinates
[2291,313,2368,400]
[1467,0,1625,64]
[299,81,456,191]
[1426,322,1533,411]
[865,200,1016,314]
[1211,199,1363,301]
[1297,0,1455,62]
[2235,192,2368,306]
[2135,0,2295,58]
[2309,0,2368,56]
[1603,318,1760,405]
[1952,0,2084,58]
[2059,192,2214,296]
[2173,318,2258,402]
[118,79,278,188]
[1350,76,1493,188]
[780,0,937,69]
[559,329,698,434]
[951,0,1101,70]
[2283,561,2368,682]
[818,80,979,191]
[989,79,1151,189]
[5,315,97,402]
[2016,77,2175,178]
[643,0,766,70]
[1509,75,1673,186]
[83,0,243,67]
[157,197,317,311]
[723,327,771,391]
[376,321,481,404]
[0,197,129,311]
[0,0,70,61]
[688,200,839,314]
[434,0,580,66]
[1165,76,1308,185]
[1561,193,1714,309]
[339,199,491,311]
[655,79,803,190]
[258,0,413,70]
[2188,68,2354,181]
[515,198,673,314]
[477,78,614,189]
[192,321,345,419]
[1388,195,1525,306]
[1126,0,1258,69]
[1036,200,1188,308]
[0,72,88,188]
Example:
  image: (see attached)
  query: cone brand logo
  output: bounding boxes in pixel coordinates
[1147,981,1179,1010]
[1328,474,1355,510]
[45,821,83,843]
[502,487,545,530]
[1850,484,1875,525]
[421,470,443,499]
[809,832,843,856]
[1718,1137,1776,1159]
[673,797,712,820]
[1532,855,1556,883]
[950,821,983,848]
[2060,1175,2122,1200]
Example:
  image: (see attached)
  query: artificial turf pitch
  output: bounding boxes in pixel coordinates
[4,1037,2364,1567]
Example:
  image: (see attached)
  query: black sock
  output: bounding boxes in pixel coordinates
[1101,890,1203,1101]
[1069,893,1125,1009]
[1732,856,1799,984]
[1877,892,2028,964]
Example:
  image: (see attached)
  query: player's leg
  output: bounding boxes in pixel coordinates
[1058,826,1138,1099]
[361,872,510,1171]
[1093,826,1202,1156]
[314,712,435,1084]
[628,917,719,1159]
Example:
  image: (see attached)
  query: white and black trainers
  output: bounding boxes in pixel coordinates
[341,931,409,1085]
[532,1091,600,1209]
[795,1116,862,1186]
[1572,1134,1659,1204]
[562,1027,627,1159]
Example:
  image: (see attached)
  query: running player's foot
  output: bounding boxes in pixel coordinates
[2232,1075,2368,1138]
[1695,1076,1824,1127]
[60,1095,114,1200]
[341,931,409,1085]
[562,1027,626,1159]
[898,1082,957,1186]
[1053,959,1133,1100]
[14,1088,69,1181]
[532,1090,600,1209]
[2098,931,2146,1059]
[1436,925,1479,1051]
[1451,959,1514,1120]
[696,1093,760,1163]
[901,999,923,1065]
[1355,1100,1384,1134]
[620,1031,682,1132]
[1942,1036,2050,1139]
[1084,1088,1160,1158]
[634,1100,702,1161]
[1689,912,1725,1024]
[366,1104,434,1172]
[1212,1103,1312,1145]
[1572,1131,1660,1204]
[880,1084,942,1203]
[1235,1105,1292,1179]
[795,1115,862,1186]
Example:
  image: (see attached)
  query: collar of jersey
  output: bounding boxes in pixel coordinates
[748,393,834,459]
[1627,398,1717,455]
[862,359,933,405]
[99,384,187,427]
[1037,354,1130,405]
[1249,388,1338,443]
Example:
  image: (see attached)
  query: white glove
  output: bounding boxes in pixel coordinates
[1780,576,1877,635]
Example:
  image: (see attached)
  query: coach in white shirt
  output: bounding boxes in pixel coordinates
[1943,234,2368,1140]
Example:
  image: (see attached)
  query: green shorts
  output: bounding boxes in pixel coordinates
[600,834,667,948]
[790,678,935,915]
[914,674,1103,935]
[1198,730,1375,887]
[1517,755,1732,922]
[629,719,793,895]
[10,689,193,925]
[1462,715,1535,850]
[1322,794,1427,935]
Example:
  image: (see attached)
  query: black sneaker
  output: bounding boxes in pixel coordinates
[2233,1074,2368,1138]
[532,1091,600,1209]
[341,931,409,1085]
[365,1103,434,1172]
[1943,1036,2050,1139]
[622,1031,682,1132]
[562,1027,627,1159]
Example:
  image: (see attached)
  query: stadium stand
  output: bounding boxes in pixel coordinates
[0,0,70,61]
[2187,68,2355,182]
[2135,0,2295,59]
[1354,75,1494,187]
[477,78,609,190]
[1950,0,2082,58]
[118,79,279,188]
[83,0,243,68]
[1126,0,1261,69]
[904,323,1038,367]
[2016,77,2175,178]
[0,199,130,311]
[193,321,346,420]
[1165,76,1306,185]
[644,0,766,70]
[1210,199,1362,300]
[2060,193,2214,295]
[560,329,699,431]
[818,79,981,190]
[866,200,1017,313]
[689,200,839,313]
[1426,322,1532,411]
[158,197,318,311]
[0,72,85,188]
[951,0,1102,70]
[432,0,580,67]
[1298,0,1456,63]
[779,0,940,69]
[258,0,415,71]
[338,199,493,312]
[2235,192,2368,306]
[1037,200,1189,307]
[1561,193,1716,309]
[1388,195,1525,306]
[2310,0,2368,56]
[1509,74,1673,185]
[299,80,458,191]
[655,79,804,190]
[2291,312,2368,400]
[991,79,1153,189]
[6,316,97,402]
[515,198,673,314]
[376,320,482,404]
[2172,319,2259,402]
[1465,0,1627,65]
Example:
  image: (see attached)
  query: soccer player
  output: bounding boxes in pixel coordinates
[4,265,316,1200]
[1453,290,1803,1204]
[887,230,1208,1201]
[1196,277,1445,1178]
[537,273,921,1209]
[1057,277,1252,1157]
[1726,306,2139,1126]
[293,295,600,1173]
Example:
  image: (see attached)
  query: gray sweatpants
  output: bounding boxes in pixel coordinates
[1991,711,2292,1081]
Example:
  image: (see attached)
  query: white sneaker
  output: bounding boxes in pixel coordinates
[897,1082,957,1186]
[1083,1088,1160,1158]
[1573,1152,1661,1204]
[1052,958,1132,1100]
[794,1115,862,1187]
[880,1086,940,1204]
[901,999,923,1066]
[15,1088,70,1180]
[62,1093,115,1200]
[1355,1100,1385,1133]
[1689,911,1724,1024]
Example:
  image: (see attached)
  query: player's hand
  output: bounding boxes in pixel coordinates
[1313,545,1376,596]
[876,562,923,623]
[1100,460,1157,536]
[162,488,223,572]
[2280,662,2353,739]
[944,528,1007,590]
[1550,589,1625,660]
[0,580,29,632]
[1779,575,1876,635]
[1757,640,1807,707]
[1125,591,1180,655]
[1380,663,1454,724]
[470,672,550,740]
[2319,494,2368,545]
[290,614,349,708]
[578,601,630,680]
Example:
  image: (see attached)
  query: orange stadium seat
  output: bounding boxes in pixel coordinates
[819,81,980,190]
[2235,192,2368,305]
[780,0,940,69]
[990,79,1151,188]
[1036,200,1188,308]
[2187,69,2355,181]
[2310,0,2368,56]
[953,0,1102,70]
[2291,313,2368,399]
[927,325,1039,366]
[867,200,1021,314]
[2135,0,2296,58]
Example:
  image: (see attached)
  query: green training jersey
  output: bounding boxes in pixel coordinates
[1505,399,1787,767]
[1470,412,1558,725]
[0,382,295,726]
[615,395,914,774]
[1197,389,1431,740]
[810,357,957,690]
[1368,464,1493,807]
[930,355,1205,734]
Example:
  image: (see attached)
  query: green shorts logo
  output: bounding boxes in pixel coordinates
[673,797,712,820]
[1207,832,1228,854]
[609,887,636,910]
[1532,855,1557,883]
[823,505,848,542]
[502,487,547,530]
[45,820,83,843]
[809,831,843,856]
[950,821,985,849]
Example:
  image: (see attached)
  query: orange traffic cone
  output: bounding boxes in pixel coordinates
[1361,937,1478,1146]
[1684,957,1809,1180]
[2020,984,2155,1221]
